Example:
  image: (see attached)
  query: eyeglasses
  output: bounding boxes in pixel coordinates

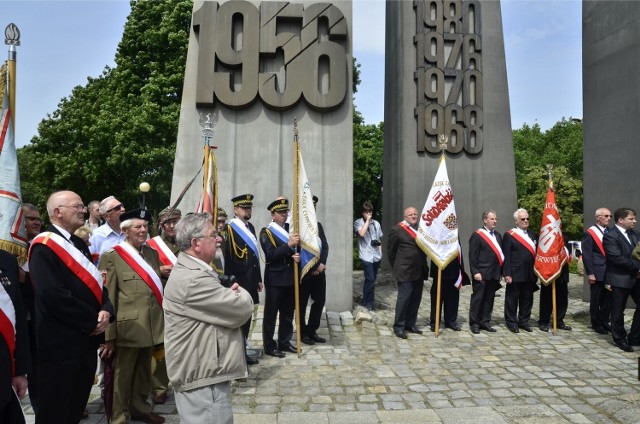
[58,204,87,212]
[25,216,41,222]
[106,203,124,213]
[598,214,612,218]
[519,218,529,221]
[197,232,218,240]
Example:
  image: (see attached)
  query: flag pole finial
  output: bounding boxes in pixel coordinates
[438,134,448,152]
[294,118,298,141]
[546,164,554,189]
[199,112,217,148]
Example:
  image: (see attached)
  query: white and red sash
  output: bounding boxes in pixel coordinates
[113,242,163,305]
[399,221,418,239]
[0,282,16,376]
[587,226,606,257]
[475,229,505,266]
[507,228,536,257]
[29,232,104,304]
[146,236,177,266]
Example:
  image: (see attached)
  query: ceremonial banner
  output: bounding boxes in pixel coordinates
[534,183,567,285]
[0,63,27,260]
[292,148,320,279]
[196,146,218,219]
[417,155,458,268]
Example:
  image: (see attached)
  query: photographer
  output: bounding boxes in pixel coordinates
[354,201,383,311]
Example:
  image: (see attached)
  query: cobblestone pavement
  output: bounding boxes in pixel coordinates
[23,272,640,423]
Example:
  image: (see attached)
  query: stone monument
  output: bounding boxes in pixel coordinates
[171,0,353,311]
[383,0,517,256]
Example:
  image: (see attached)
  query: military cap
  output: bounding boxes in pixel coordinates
[312,195,319,206]
[158,206,182,220]
[267,198,289,212]
[217,207,228,218]
[119,208,153,224]
[232,194,254,208]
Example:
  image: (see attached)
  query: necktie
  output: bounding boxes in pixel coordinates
[603,227,609,234]
[490,230,494,236]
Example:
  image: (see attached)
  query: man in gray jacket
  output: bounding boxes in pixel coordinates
[163,213,253,423]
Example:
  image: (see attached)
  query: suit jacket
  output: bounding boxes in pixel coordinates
[502,229,538,282]
[0,250,30,409]
[582,225,607,281]
[260,223,295,287]
[301,222,329,284]
[100,245,164,347]
[469,229,503,281]
[29,225,114,360]
[429,254,469,285]
[387,223,429,282]
[603,226,640,289]
[223,220,262,299]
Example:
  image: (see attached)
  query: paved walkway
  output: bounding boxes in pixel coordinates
[23,272,640,423]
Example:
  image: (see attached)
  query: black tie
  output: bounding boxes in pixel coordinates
[603,227,609,234]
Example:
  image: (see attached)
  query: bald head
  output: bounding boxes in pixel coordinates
[46,190,86,233]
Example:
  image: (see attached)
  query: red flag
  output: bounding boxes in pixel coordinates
[534,184,567,285]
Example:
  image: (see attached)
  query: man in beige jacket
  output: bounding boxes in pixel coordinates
[163,213,253,424]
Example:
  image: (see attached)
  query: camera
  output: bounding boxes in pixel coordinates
[218,275,237,288]
[371,239,382,247]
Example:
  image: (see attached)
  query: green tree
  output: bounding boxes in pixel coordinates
[512,119,583,239]
[18,0,193,218]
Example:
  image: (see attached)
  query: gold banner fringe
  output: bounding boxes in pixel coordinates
[0,240,27,265]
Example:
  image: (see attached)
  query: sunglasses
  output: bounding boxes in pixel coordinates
[106,203,124,213]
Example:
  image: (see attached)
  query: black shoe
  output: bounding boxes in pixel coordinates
[445,323,462,331]
[480,325,496,332]
[518,324,533,332]
[429,325,435,332]
[628,338,640,346]
[471,325,480,334]
[558,324,572,331]
[265,348,286,358]
[615,341,634,352]
[311,334,326,343]
[593,326,608,335]
[246,355,259,365]
[508,325,519,333]
[405,326,423,335]
[539,324,549,332]
[301,335,316,345]
[278,343,298,353]
[603,323,612,332]
[394,330,408,339]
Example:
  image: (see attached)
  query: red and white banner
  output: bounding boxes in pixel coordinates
[534,184,567,285]
[417,155,459,269]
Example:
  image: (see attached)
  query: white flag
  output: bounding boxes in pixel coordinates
[417,155,458,268]
[292,149,321,279]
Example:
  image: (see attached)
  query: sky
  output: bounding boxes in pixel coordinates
[1,0,582,148]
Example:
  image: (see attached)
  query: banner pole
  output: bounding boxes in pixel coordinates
[293,120,302,357]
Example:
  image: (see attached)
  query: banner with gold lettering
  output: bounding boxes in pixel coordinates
[534,182,567,285]
[417,155,458,268]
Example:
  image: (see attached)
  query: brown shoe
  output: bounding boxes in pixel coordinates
[131,412,166,424]
[152,393,167,404]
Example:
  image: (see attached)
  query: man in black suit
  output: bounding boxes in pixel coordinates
[29,190,114,423]
[429,251,468,332]
[259,198,300,358]
[538,235,571,332]
[502,208,538,333]
[299,196,329,345]
[468,210,504,334]
[582,207,612,334]
[603,207,640,352]
[223,194,262,365]
[387,207,429,339]
[0,249,30,424]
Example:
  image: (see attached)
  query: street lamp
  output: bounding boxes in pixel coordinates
[139,182,151,209]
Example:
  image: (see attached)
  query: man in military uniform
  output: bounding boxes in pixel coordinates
[146,207,181,405]
[260,198,300,358]
[100,209,165,424]
[217,207,228,238]
[223,195,262,365]
[299,196,329,345]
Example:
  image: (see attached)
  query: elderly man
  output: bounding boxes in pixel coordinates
[222,194,262,364]
[582,207,612,334]
[146,207,181,405]
[603,208,640,352]
[387,207,429,339]
[29,190,113,423]
[0,249,30,424]
[90,196,126,263]
[468,210,504,334]
[260,198,300,358]
[100,209,165,424]
[164,213,253,424]
[502,208,538,333]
